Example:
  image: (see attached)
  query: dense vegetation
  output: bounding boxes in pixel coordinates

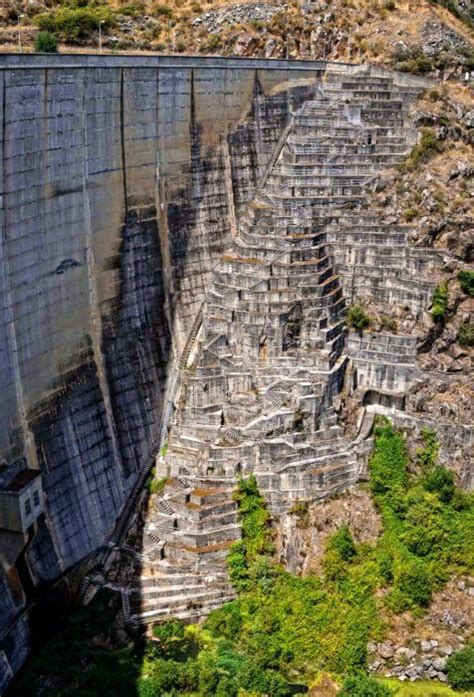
[11,421,473,695]
[34,2,115,42]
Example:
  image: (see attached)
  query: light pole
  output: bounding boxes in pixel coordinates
[99,20,105,54]
[18,14,24,54]
[168,20,175,53]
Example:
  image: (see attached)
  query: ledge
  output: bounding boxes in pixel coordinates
[0,53,352,71]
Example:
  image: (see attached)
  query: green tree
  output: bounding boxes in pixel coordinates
[35,30,58,52]
[446,644,474,691]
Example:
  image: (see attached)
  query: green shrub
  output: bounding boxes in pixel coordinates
[378,551,394,584]
[451,489,471,511]
[151,620,189,659]
[139,657,198,694]
[380,316,398,333]
[395,560,433,607]
[446,644,474,690]
[402,497,447,556]
[347,304,371,332]
[204,601,243,640]
[238,661,290,696]
[458,322,474,348]
[227,476,274,591]
[323,548,349,581]
[119,2,145,18]
[206,34,221,52]
[423,465,455,503]
[323,525,358,582]
[416,428,439,471]
[339,673,393,696]
[369,419,408,497]
[227,540,250,592]
[35,30,58,52]
[431,282,449,322]
[148,475,167,495]
[458,269,474,297]
[153,3,173,18]
[288,499,310,528]
[327,524,357,561]
[400,128,444,172]
[403,207,418,222]
[35,5,115,42]
[394,46,434,74]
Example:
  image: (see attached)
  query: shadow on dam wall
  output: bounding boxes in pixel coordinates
[0,53,333,687]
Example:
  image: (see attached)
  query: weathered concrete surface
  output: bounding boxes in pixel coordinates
[0,54,349,684]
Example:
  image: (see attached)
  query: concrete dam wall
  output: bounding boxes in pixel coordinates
[1,54,449,686]
[0,54,358,682]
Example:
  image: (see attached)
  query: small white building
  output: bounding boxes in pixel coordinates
[0,466,44,534]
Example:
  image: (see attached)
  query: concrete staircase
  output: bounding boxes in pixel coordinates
[127,66,433,626]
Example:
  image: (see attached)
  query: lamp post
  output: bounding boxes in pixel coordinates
[99,20,105,54]
[18,14,24,54]
[168,20,175,53]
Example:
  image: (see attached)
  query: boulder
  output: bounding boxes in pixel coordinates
[438,645,453,656]
[432,657,447,671]
[378,642,395,659]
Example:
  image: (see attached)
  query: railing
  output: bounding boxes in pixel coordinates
[258,123,292,191]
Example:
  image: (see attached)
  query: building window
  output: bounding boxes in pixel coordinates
[33,490,40,508]
[25,498,31,516]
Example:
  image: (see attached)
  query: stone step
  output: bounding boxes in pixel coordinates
[131,593,238,623]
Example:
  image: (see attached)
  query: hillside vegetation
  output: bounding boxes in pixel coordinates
[1,0,473,76]
[11,419,474,696]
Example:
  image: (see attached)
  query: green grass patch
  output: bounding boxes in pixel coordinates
[379,677,473,696]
